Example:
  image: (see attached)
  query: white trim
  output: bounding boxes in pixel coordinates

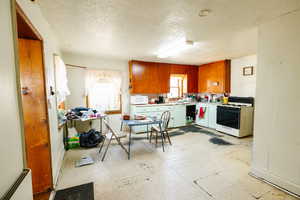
[251,168,300,197]
[53,148,65,188]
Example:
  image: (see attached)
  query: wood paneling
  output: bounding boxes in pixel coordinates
[170,64,198,93]
[129,61,198,94]
[186,66,198,93]
[129,61,170,94]
[157,63,171,93]
[198,60,231,93]
[19,39,53,194]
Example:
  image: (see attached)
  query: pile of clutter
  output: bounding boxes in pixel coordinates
[65,107,101,120]
[67,129,105,149]
[63,107,105,149]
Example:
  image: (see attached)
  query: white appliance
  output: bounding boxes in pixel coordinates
[130,95,148,105]
[216,97,254,137]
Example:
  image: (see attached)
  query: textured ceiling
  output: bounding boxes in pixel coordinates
[39,0,300,65]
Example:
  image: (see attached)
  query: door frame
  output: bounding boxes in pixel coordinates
[10,0,54,192]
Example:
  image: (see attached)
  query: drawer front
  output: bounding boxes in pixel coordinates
[135,107,153,113]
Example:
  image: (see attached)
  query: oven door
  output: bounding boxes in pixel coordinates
[217,106,240,129]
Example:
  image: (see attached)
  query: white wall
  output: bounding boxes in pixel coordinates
[16,0,65,185]
[66,66,86,108]
[231,55,257,97]
[0,0,30,198]
[252,10,300,196]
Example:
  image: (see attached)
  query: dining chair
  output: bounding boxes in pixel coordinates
[149,111,172,150]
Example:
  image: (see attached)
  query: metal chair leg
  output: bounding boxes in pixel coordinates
[161,131,165,152]
[165,130,172,145]
[120,121,123,131]
[159,124,165,152]
[101,135,113,162]
[98,135,106,154]
[149,129,153,143]
[155,131,158,148]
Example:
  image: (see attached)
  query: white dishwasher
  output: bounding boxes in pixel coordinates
[196,103,209,127]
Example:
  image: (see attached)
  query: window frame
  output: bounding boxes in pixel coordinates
[86,93,122,115]
[168,74,187,99]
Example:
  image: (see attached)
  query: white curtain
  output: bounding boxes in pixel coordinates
[85,69,122,113]
[54,55,70,104]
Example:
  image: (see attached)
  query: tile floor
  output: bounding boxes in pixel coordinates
[56,127,298,200]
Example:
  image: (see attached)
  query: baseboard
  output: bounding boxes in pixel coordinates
[251,168,300,198]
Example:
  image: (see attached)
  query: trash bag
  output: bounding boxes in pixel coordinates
[79,129,104,148]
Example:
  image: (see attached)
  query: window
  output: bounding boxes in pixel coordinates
[85,70,122,114]
[168,74,187,98]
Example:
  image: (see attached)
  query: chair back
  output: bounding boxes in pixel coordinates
[103,119,117,136]
[160,111,171,131]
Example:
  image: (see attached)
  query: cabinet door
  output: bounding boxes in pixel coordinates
[208,105,217,129]
[196,103,209,127]
[198,64,210,93]
[198,60,231,93]
[129,61,170,94]
[187,66,198,93]
[157,63,171,93]
[173,105,186,127]
[129,61,160,94]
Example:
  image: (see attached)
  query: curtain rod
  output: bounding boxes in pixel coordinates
[66,64,87,69]
[65,64,124,73]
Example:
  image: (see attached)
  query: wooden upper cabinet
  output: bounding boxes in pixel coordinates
[129,60,198,94]
[157,63,171,93]
[129,60,170,94]
[187,66,198,93]
[198,60,231,93]
[170,64,198,93]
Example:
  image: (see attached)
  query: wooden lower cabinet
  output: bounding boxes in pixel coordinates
[198,60,231,93]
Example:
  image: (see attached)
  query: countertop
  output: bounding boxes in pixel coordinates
[131,102,221,107]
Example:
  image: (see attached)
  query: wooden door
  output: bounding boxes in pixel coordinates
[18,38,53,194]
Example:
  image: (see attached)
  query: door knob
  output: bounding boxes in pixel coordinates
[21,87,30,95]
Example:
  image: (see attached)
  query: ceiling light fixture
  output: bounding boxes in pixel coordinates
[199,9,211,17]
[156,39,195,59]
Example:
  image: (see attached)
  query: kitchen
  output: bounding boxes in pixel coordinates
[129,57,256,138]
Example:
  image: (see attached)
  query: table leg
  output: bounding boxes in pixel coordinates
[64,122,69,151]
[159,123,165,152]
[128,126,132,160]
[146,124,149,139]
[100,118,103,134]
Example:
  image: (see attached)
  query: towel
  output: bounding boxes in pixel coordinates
[199,107,206,119]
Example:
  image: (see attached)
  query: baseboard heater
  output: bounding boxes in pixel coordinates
[2,169,33,200]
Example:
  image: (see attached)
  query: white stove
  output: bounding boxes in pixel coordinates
[216,97,254,137]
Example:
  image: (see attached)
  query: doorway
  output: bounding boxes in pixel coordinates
[15,3,53,197]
